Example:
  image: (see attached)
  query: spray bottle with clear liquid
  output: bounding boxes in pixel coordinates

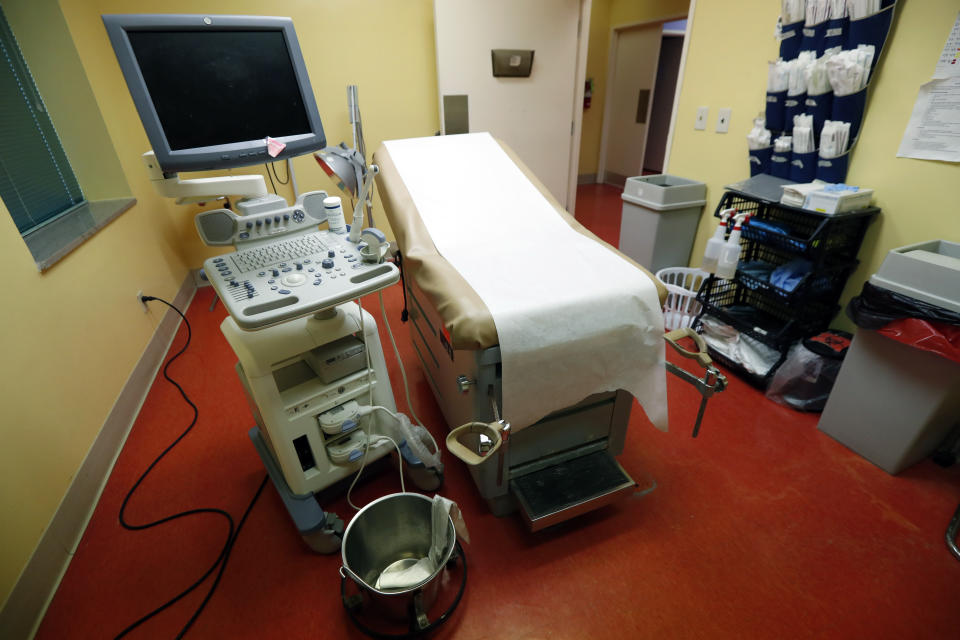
[702,208,736,274]
[715,212,751,280]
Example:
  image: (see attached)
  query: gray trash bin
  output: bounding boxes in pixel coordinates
[618,175,707,273]
[817,240,960,474]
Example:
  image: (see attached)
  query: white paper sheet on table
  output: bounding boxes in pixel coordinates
[383,133,667,432]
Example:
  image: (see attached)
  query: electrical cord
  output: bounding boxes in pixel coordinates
[346,297,405,510]
[263,163,278,194]
[345,428,405,511]
[344,293,443,510]
[378,291,428,432]
[116,296,268,639]
[394,251,410,322]
[269,160,290,185]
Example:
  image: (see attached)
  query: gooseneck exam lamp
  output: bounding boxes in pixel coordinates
[314,85,377,240]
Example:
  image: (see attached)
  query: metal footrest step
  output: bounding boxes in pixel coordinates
[509,450,636,532]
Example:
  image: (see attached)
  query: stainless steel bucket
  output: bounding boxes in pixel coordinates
[341,493,456,624]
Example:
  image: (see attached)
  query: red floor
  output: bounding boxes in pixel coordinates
[36,184,960,639]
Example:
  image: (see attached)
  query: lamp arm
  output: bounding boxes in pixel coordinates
[348,164,379,242]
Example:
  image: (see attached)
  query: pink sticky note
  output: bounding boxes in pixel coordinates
[265,136,286,157]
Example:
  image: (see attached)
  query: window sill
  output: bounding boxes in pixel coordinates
[24,197,136,272]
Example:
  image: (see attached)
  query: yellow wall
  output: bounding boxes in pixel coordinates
[0,0,438,608]
[62,0,439,269]
[580,0,612,175]
[667,0,960,331]
[579,0,689,176]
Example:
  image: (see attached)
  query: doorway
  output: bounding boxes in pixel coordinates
[643,31,684,174]
[599,19,687,187]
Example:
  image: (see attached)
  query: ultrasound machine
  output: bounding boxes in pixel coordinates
[104,14,442,553]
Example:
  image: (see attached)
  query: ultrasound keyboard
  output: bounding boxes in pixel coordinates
[197,201,398,330]
[231,234,329,272]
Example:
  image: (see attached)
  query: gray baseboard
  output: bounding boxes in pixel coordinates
[577,173,598,185]
[0,274,196,640]
[603,172,628,189]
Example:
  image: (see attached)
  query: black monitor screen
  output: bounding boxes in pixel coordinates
[104,14,325,172]
[128,30,312,151]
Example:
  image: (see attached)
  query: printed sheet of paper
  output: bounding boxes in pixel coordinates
[934,11,960,77]
[897,12,960,162]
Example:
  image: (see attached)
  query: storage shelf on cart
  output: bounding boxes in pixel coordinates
[699,186,877,388]
[696,276,837,348]
[714,191,878,262]
[703,343,784,390]
[720,186,879,221]
[735,252,858,304]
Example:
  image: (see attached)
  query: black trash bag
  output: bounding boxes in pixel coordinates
[765,330,852,412]
[847,281,960,330]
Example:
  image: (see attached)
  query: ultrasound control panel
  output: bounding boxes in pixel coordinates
[197,200,399,330]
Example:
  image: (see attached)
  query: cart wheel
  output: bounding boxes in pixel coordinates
[302,513,344,554]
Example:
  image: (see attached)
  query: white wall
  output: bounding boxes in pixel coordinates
[434,0,581,205]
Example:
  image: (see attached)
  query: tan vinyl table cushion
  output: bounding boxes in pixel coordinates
[374,139,667,351]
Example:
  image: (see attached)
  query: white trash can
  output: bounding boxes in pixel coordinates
[619,175,707,273]
[817,240,960,474]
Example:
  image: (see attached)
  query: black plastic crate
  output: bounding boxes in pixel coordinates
[735,245,858,303]
[714,191,764,219]
[713,191,878,262]
[695,276,837,348]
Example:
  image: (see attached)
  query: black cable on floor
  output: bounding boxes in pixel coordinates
[115,296,268,639]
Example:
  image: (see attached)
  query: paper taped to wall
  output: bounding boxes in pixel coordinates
[897,12,960,163]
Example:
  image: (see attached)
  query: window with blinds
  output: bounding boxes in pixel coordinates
[0,6,84,235]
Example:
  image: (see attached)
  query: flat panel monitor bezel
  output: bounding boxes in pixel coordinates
[103,13,326,173]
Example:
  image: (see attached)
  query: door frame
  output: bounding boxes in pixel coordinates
[566,0,592,213]
[597,1,695,182]
[661,0,696,172]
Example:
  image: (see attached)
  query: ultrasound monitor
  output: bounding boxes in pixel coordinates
[103,14,326,173]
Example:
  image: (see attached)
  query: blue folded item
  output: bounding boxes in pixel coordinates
[738,261,775,286]
[822,183,860,193]
[770,259,812,292]
[743,218,807,252]
[746,219,792,236]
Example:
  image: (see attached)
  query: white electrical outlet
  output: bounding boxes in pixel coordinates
[716,107,732,133]
[137,290,148,312]
[694,106,709,130]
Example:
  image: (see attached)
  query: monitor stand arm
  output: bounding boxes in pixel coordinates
[142,151,269,204]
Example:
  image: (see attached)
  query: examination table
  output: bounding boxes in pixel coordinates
[374,135,720,530]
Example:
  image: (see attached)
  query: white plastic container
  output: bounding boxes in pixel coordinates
[324,196,347,234]
[702,208,735,274]
[715,215,748,279]
[655,267,709,330]
[803,188,874,214]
